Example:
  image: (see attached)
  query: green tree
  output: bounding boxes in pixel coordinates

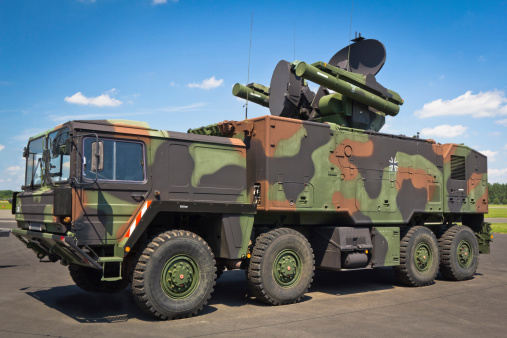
[492,197,501,205]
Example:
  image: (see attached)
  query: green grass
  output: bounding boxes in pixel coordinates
[491,223,507,234]
[0,201,12,210]
[486,205,507,218]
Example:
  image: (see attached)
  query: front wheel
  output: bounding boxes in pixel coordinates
[394,226,439,287]
[439,225,479,281]
[247,228,314,305]
[131,230,216,320]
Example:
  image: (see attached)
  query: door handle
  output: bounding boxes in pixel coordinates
[130,192,145,200]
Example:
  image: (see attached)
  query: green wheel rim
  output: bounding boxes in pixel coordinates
[414,242,433,273]
[273,249,302,287]
[457,240,473,268]
[160,254,199,299]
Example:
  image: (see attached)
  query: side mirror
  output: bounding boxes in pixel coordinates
[91,141,104,172]
[61,138,72,156]
[22,147,28,158]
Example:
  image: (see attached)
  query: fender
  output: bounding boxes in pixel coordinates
[119,200,256,258]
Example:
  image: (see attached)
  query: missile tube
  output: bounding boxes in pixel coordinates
[294,62,400,116]
[232,83,270,108]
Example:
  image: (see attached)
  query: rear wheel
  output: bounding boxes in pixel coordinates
[439,225,479,281]
[69,264,128,293]
[131,230,216,320]
[247,228,314,305]
[394,226,439,287]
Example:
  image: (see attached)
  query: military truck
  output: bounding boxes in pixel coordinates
[11,38,492,320]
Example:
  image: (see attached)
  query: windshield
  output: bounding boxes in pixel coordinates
[24,127,71,187]
[25,136,44,186]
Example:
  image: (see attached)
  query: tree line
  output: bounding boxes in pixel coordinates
[489,183,507,205]
[0,190,16,200]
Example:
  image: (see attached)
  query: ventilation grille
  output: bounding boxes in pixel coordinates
[451,155,466,180]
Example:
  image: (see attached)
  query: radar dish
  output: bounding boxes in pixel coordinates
[328,39,386,75]
[269,60,302,117]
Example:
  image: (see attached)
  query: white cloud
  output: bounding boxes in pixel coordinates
[188,76,224,90]
[0,145,4,151]
[5,166,21,175]
[478,55,486,62]
[479,150,498,162]
[415,90,507,118]
[156,102,207,112]
[64,90,122,107]
[420,125,468,139]
[153,0,177,4]
[12,128,46,142]
[488,168,507,184]
[504,144,507,150]
[496,118,507,126]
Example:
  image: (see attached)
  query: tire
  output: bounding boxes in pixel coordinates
[131,230,216,320]
[69,264,128,293]
[247,228,314,305]
[439,225,479,281]
[394,226,439,287]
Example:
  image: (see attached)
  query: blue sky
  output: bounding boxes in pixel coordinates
[1,0,506,190]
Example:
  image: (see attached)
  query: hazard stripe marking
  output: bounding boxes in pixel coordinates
[125,200,152,238]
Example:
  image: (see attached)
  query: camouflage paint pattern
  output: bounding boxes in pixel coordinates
[222,115,488,227]
[14,119,253,265]
[13,114,488,270]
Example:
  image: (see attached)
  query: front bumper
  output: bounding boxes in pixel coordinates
[11,228,102,269]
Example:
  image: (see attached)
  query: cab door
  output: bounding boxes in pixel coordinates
[74,136,152,245]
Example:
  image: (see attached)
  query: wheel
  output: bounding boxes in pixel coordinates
[131,230,216,320]
[69,264,128,293]
[439,225,479,281]
[247,228,314,305]
[394,226,439,287]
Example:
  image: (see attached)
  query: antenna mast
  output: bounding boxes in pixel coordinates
[346,0,354,72]
[245,13,253,120]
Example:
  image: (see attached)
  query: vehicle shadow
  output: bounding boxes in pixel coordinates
[308,267,397,296]
[26,285,218,323]
[25,267,419,323]
[206,267,398,311]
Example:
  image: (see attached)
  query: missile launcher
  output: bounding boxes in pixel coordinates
[233,36,403,132]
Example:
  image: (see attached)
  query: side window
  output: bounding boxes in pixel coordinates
[83,138,144,182]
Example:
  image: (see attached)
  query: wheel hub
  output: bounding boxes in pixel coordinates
[161,255,199,299]
[457,240,473,268]
[414,243,432,272]
[273,249,301,287]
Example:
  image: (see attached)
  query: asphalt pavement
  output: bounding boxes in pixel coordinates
[1,210,506,337]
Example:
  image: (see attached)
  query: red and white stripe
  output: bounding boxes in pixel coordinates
[125,200,152,238]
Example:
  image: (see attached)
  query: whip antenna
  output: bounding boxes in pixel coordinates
[346,0,354,72]
[294,21,296,60]
[245,12,253,120]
